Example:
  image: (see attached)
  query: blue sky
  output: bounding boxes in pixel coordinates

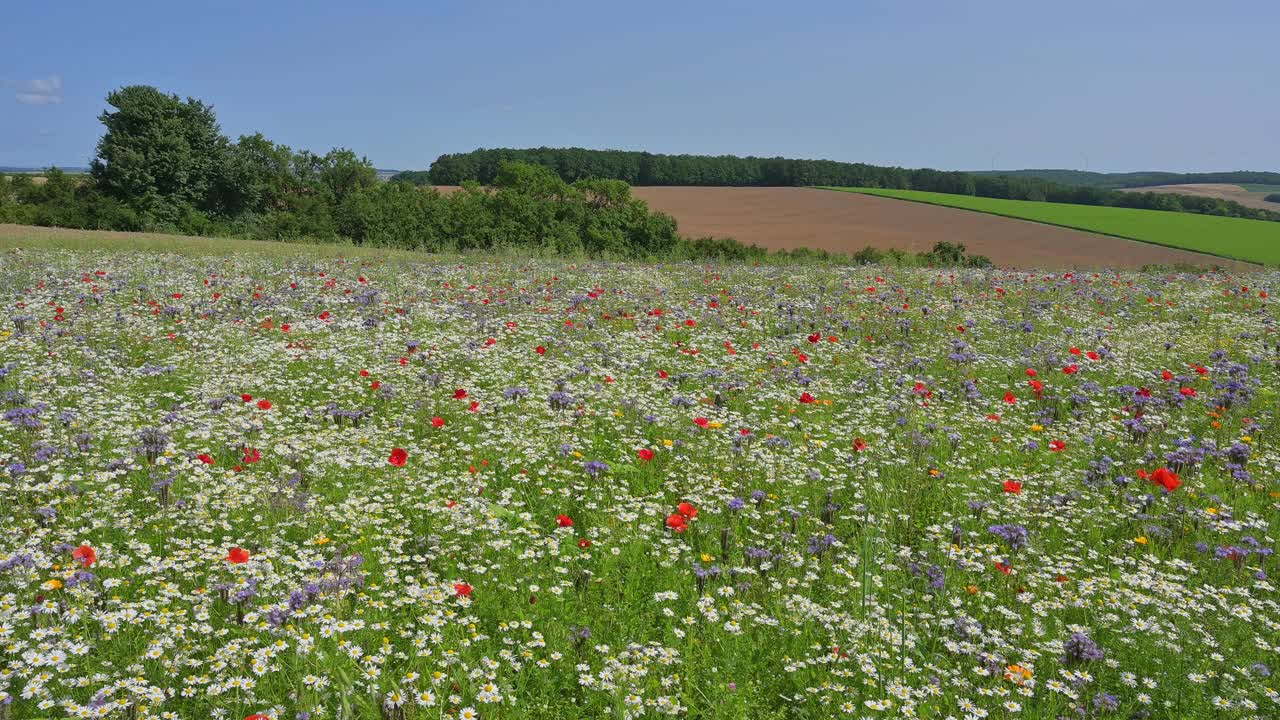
[2,1,1276,172]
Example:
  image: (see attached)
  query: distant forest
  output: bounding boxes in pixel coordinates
[970,169,1280,190]
[397,148,1280,223]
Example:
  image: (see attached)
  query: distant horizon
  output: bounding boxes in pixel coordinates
[5,157,1277,178]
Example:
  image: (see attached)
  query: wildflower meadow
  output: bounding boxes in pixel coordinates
[1,247,1277,719]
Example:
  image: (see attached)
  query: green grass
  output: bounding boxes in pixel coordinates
[819,187,1280,265]
[0,223,616,266]
[0,222,423,259]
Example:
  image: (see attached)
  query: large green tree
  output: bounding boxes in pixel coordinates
[211,132,298,216]
[90,85,229,222]
[315,148,378,203]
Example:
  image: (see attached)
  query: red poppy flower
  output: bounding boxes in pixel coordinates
[657,369,668,379]
[1086,351,1100,361]
[318,310,331,321]
[1062,364,1079,375]
[431,416,446,428]
[693,417,709,428]
[1149,467,1181,492]
[1069,347,1082,356]
[197,453,215,465]
[994,561,1012,575]
[557,514,574,527]
[665,514,688,532]
[245,715,270,720]
[1048,440,1066,452]
[242,448,261,464]
[535,346,546,355]
[798,392,816,404]
[388,448,408,467]
[360,369,370,377]
[1003,391,1017,404]
[453,388,468,400]
[807,333,821,343]
[468,400,480,412]
[1003,480,1022,494]
[677,502,698,519]
[1180,386,1196,397]
[684,319,696,327]
[637,448,655,462]
[371,381,381,391]
[226,547,250,564]
[256,399,272,410]
[240,394,253,403]
[852,437,868,452]
[578,538,592,549]
[1025,368,1037,377]
[453,582,473,597]
[1161,369,1173,381]
[72,544,97,568]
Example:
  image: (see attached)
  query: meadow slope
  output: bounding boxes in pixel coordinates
[1117,183,1280,212]
[0,243,1277,718]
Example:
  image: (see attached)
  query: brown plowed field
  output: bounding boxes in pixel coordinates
[1118,183,1278,211]
[627,187,1253,269]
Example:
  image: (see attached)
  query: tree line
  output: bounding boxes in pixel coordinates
[971,168,1280,190]
[0,86,998,267]
[408,148,1280,223]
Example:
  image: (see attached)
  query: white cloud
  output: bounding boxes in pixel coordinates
[2,75,63,105]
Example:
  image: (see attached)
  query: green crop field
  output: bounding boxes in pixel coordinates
[1239,184,1280,193]
[821,187,1280,265]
